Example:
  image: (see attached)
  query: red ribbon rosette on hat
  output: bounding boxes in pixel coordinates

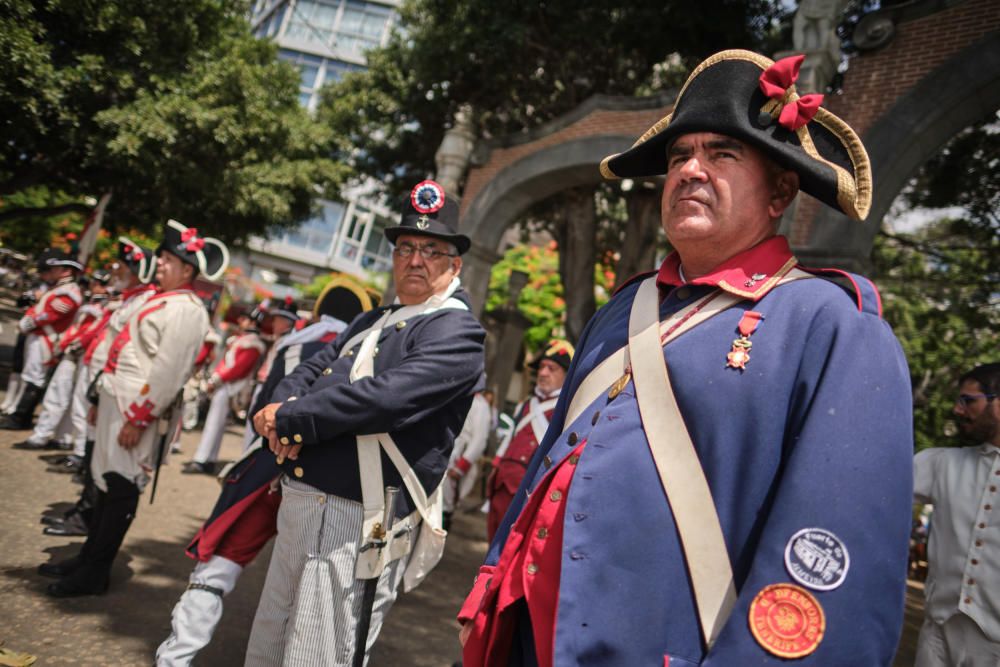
[758,54,824,131]
[181,227,205,252]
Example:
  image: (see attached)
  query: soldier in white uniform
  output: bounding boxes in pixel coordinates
[41,238,158,537]
[1,249,83,430]
[40,220,228,597]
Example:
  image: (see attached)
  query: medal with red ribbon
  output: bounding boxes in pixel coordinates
[727,310,763,371]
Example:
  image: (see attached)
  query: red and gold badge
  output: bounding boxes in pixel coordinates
[726,310,763,371]
[748,583,825,659]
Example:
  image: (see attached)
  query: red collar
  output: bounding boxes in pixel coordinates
[121,283,155,300]
[656,236,799,302]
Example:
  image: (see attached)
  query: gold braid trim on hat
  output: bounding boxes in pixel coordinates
[600,155,621,179]
[809,109,872,220]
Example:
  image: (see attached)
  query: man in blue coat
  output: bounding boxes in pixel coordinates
[459,50,913,666]
[248,180,486,666]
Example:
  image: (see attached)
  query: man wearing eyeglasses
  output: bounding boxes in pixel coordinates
[246,180,485,666]
[914,363,1000,666]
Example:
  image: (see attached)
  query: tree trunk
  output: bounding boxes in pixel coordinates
[554,186,597,345]
[614,183,662,289]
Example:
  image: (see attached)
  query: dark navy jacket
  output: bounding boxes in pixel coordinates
[479,243,913,666]
[268,289,486,517]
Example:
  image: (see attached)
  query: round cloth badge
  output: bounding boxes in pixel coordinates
[784,527,850,591]
[749,583,826,659]
[410,180,445,214]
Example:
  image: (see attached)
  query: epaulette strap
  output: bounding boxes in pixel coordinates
[798,267,883,318]
[612,270,657,296]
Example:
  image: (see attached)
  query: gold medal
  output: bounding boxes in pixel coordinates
[608,370,631,399]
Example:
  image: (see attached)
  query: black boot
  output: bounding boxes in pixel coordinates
[0,382,44,430]
[38,489,107,578]
[46,474,139,598]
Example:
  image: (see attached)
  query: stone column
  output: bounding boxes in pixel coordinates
[434,105,477,198]
[484,270,531,411]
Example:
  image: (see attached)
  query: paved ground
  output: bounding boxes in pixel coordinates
[0,286,923,666]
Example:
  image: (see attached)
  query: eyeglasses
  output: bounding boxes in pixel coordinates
[956,393,997,407]
[392,243,456,260]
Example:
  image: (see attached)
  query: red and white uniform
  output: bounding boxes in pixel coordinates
[18,276,82,385]
[486,389,559,541]
[91,286,210,491]
[191,329,267,465]
[25,301,109,446]
[445,392,493,513]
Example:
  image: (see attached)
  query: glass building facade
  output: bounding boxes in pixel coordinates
[241,0,399,287]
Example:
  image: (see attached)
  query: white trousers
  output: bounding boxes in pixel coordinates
[71,364,95,457]
[916,613,1000,667]
[192,385,232,464]
[28,356,77,444]
[245,479,408,667]
[1,372,23,413]
[20,334,50,386]
[156,555,244,666]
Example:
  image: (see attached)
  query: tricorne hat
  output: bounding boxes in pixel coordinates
[600,50,872,220]
[156,219,229,281]
[313,274,378,323]
[36,248,83,273]
[118,236,156,284]
[383,180,471,254]
[530,339,575,372]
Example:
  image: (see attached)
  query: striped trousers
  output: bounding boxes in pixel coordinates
[245,478,408,667]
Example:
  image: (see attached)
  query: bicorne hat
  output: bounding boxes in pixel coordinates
[600,50,872,220]
[530,339,575,372]
[313,274,378,324]
[118,236,156,284]
[36,248,83,273]
[156,219,229,281]
[383,180,471,255]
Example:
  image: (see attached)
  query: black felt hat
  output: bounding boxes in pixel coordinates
[270,295,301,323]
[36,248,83,273]
[529,339,575,372]
[383,180,471,254]
[117,236,156,284]
[601,50,872,221]
[313,275,377,323]
[156,219,229,281]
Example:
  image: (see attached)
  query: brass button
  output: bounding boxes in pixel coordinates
[293,434,303,444]
[346,349,355,357]
[569,454,580,465]
[526,564,538,575]
[567,432,578,445]
[675,286,691,300]
[536,527,548,539]
[396,320,407,330]
[280,436,290,446]
[372,346,379,357]
[550,490,562,502]
[318,495,326,504]
[322,368,332,376]
[591,411,600,425]
[293,466,304,478]
[519,456,527,462]
[543,455,552,468]
[287,396,298,401]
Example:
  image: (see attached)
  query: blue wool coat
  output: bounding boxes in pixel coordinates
[485,266,913,666]
[268,289,486,518]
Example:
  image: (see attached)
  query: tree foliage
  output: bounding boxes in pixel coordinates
[486,242,615,353]
[874,116,1000,452]
[319,0,787,199]
[0,0,344,243]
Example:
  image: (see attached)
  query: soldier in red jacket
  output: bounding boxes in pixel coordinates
[1,249,83,431]
[486,340,572,541]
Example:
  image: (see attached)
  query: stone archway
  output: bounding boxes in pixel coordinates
[797,32,1000,266]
